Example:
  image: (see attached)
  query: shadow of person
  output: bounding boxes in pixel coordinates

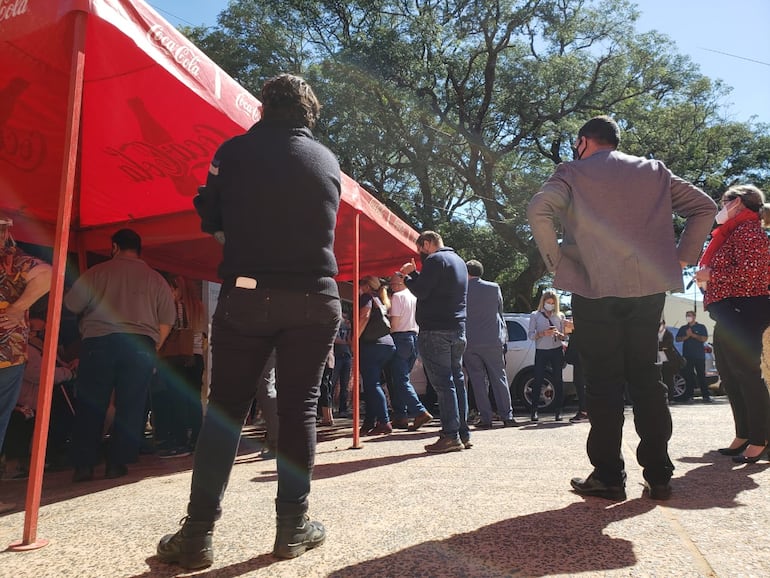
[330,498,656,577]
[327,453,761,577]
[668,451,767,510]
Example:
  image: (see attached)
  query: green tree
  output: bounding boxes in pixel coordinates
[189,0,770,311]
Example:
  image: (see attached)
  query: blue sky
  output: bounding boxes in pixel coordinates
[149,0,769,125]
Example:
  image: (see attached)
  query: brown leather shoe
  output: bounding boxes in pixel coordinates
[369,422,393,435]
[391,417,411,429]
[409,411,433,431]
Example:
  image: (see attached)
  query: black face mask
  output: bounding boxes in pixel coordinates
[419,252,429,264]
[572,137,586,161]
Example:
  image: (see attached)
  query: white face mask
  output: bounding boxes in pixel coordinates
[686,316,694,323]
[543,303,555,312]
[715,206,730,225]
[716,199,739,225]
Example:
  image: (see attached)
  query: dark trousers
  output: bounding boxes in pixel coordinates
[332,351,352,413]
[532,347,564,414]
[681,356,709,400]
[72,333,156,467]
[572,293,673,486]
[187,287,340,522]
[155,354,204,447]
[709,296,770,446]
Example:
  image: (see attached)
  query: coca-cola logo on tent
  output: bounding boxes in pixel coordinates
[235,93,260,122]
[0,76,45,172]
[104,124,229,196]
[0,0,29,24]
[147,24,201,78]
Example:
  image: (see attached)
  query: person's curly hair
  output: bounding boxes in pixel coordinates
[261,74,321,129]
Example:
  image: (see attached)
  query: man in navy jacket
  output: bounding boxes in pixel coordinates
[400,231,469,453]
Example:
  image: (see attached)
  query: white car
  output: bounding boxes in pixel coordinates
[410,313,575,412]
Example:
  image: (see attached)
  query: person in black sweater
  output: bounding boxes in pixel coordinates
[158,74,342,569]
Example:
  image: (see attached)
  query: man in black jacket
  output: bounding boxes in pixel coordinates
[158,74,341,569]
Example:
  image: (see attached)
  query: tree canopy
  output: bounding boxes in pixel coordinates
[185,0,770,311]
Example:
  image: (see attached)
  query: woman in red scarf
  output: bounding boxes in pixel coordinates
[696,185,770,463]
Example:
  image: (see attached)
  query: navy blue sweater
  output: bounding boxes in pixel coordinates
[405,247,467,331]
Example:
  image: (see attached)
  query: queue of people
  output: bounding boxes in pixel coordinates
[2,77,768,571]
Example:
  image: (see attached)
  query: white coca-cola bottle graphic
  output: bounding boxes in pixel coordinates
[127,97,200,196]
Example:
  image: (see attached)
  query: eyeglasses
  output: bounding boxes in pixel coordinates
[720,194,737,207]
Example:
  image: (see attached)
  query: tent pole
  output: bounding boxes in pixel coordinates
[351,212,362,449]
[9,9,88,552]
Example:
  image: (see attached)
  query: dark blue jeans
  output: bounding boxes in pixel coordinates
[359,341,396,425]
[187,286,340,522]
[332,349,352,413]
[0,364,24,449]
[681,356,708,400]
[418,328,468,442]
[532,347,564,414]
[387,331,426,419]
[155,354,204,447]
[572,293,673,486]
[71,333,156,467]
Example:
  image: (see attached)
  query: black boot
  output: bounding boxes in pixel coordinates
[157,517,214,570]
[273,503,326,559]
[530,407,539,422]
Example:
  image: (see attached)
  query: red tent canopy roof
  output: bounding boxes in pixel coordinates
[0,0,417,280]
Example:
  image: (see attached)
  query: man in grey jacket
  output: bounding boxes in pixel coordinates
[464,259,516,428]
[527,116,716,501]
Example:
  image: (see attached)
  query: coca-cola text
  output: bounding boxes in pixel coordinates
[106,124,228,185]
[0,124,45,171]
[0,0,28,24]
[147,24,202,78]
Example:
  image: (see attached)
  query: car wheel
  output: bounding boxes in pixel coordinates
[514,371,557,412]
[671,373,686,399]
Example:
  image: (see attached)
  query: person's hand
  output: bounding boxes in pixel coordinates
[0,305,24,330]
[695,267,711,283]
[400,258,417,276]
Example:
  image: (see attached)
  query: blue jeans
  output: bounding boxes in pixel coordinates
[533,347,564,413]
[332,349,352,413]
[359,341,396,425]
[418,328,468,441]
[72,333,156,467]
[188,286,340,521]
[387,332,427,419]
[0,364,25,449]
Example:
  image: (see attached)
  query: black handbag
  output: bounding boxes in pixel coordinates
[360,297,391,342]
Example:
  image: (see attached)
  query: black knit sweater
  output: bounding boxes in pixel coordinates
[195,119,341,295]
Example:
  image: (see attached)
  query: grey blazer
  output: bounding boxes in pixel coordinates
[527,150,717,299]
[466,277,507,348]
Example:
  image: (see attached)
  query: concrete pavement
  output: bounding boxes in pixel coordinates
[0,398,768,577]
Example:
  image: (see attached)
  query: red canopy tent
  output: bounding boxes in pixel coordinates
[1,0,417,548]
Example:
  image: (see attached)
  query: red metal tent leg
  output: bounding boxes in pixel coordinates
[350,212,362,449]
[8,9,88,552]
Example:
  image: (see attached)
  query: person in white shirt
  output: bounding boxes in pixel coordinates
[386,273,433,431]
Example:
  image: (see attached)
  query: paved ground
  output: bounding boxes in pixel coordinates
[0,397,768,577]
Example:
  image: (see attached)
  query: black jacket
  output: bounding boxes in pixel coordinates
[195,119,341,295]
